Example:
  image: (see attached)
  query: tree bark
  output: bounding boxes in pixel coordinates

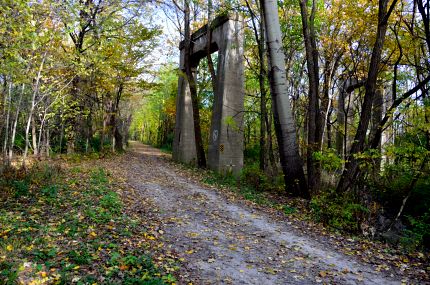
[299,0,321,193]
[370,87,384,171]
[261,0,309,198]
[3,82,12,165]
[336,78,365,158]
[337,0,397,192]
[336,81,346,158]
[8,84,25,163]
[184,0,206,168]
[245,0,268,171]
[23,51,47,166]
[32,116,39,157]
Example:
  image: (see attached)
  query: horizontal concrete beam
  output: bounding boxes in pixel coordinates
[179,14,230,50]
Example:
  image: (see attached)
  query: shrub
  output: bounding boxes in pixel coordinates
[310,189,369,232]
[240,163,267,191]
[313,149,343,173]
[400,212,430,251]
[12,180,29,197]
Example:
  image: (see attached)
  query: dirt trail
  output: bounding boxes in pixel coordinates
[112,142,401,284]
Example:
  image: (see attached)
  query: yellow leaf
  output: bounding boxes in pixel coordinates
[89,231,97,237]
[119,264,128,271]
[6,245,13,251]
[185,249,194,254]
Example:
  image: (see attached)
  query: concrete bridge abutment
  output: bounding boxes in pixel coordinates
[172,14,245,175]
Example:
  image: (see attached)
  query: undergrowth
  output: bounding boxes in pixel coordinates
[201,164,300,217]
[0,164,175,284]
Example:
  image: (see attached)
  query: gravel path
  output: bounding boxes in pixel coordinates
[114,142,401,284]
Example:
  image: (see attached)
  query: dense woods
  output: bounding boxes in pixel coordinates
[0,0,159,164]
[1,0,430,277]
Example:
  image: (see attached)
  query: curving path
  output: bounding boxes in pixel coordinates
[110,142,401,285]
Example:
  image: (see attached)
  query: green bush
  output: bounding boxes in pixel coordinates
[400,212,430,251]
[283,205,297,215]
[240,163,267,191]
[239,163,284,192]
[41,184,59,199]
[369,140,430,250]
[69,248,92,265]
[0,261,18,284]
[244,144,260,163]
[310,189,369,232]
[12,180,29,197]
[313,149,343,173]
[203,170,237,188]
[100,191,122,215]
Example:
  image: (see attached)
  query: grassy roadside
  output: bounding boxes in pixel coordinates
[0,162,178,285]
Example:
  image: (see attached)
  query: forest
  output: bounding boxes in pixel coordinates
[1,0,430,284]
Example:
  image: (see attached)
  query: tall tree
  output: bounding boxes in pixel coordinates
[245,0,269,172]
[261,0,309,198]
[299,0,321,192]
[183,0,207,168]
[337,0,398,192]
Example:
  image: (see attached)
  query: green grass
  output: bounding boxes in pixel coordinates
[0,164,176,284]
[201,169,298,215]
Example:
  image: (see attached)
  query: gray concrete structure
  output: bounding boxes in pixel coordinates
[172,69,197,164]
[173,14,245,174]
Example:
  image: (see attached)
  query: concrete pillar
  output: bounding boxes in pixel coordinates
[172,58,197,164]
[208,16,245,175]
[173,14,244,173]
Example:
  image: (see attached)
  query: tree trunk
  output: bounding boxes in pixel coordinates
[45,126,50,157]
[3,82,12,165]
[114,123,123,151]
[320,54,341,150]
[266,107,276,172]
[337,0,397,192]
[32,116,39,157]
[336,80,346,158]
[261,0,309,198]
[23,51,47,166]
[8,84,24,163]
[327,106,333,149]
[245,0,267,172]
[258,5,267,172]
[299,0,321,193]
[184,0,206,168]
[370,87,384,171]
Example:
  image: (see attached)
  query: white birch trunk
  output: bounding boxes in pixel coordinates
[8,83,25,163]
[261,0,309,198]
[23,52,47,166]
[3,82,12,165]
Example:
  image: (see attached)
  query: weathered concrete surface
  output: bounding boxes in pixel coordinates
[173,14,245,175]
[207,14,245,175]
[172,66,197,164]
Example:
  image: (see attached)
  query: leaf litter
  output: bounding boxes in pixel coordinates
[99,142,429,284]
